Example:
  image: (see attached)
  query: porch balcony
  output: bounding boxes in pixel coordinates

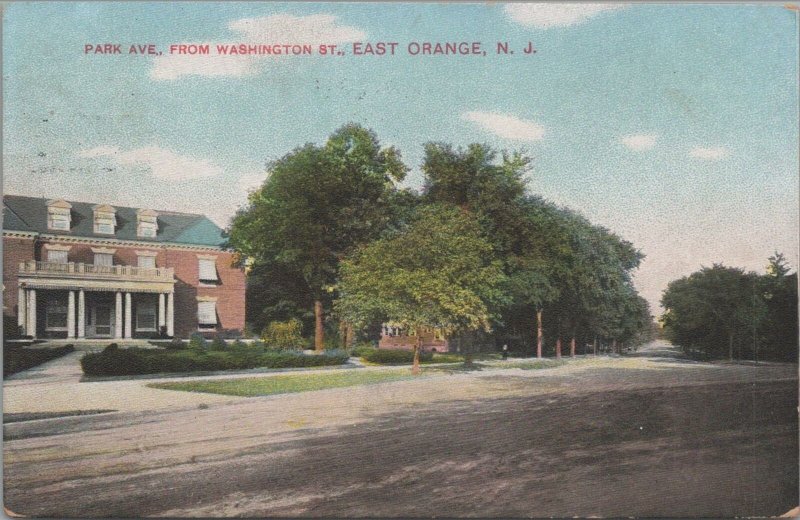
[19,261,174,282]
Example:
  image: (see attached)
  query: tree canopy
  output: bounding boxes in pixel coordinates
[228,123,408,349]
[660,257,797,361]
[336,204,507,371]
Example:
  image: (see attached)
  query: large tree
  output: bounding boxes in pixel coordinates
[336,204,507,373]
[661,264,765,360]
[229,124,407,350]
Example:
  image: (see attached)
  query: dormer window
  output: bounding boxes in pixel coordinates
[46,199,72,231]
[137,208,159,238]
[93,204,117,235]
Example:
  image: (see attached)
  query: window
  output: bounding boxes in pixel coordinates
[94,215,115,234]
[92,205,117,235]
[136,299,157,332]
[139,225,157,238]
[46,299,68,331]
[94,253,113,266]
[47,250,69,263]
[198,258,218,282]
[137,209,159,238]
[138,255,156,269]
[47,205,71,231]
[197,301,217,330]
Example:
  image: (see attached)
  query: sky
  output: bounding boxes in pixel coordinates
[3,2,798,314]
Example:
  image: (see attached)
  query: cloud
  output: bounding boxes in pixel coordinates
[462,111,545,141]
[151,14,366,80]
[504,3,627,29]
[689,146,729,160]
[619,134,657,151]
[151,52,257,81]
[77,145,223,181]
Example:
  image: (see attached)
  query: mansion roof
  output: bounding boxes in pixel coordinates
[2,194,226,247]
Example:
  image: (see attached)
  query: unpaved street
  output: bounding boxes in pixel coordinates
[3,341,798,517]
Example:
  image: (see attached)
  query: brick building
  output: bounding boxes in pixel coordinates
[378,324,449,352]
[2,195,245,340]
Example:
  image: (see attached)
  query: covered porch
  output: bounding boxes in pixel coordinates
[17,261,176,340]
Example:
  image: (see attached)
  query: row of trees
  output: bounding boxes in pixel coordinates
[230,124,654,366]
[661,254,798,361]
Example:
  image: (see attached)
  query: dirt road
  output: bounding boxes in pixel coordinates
[4,342,797,517]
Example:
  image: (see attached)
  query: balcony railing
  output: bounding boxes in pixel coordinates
[19,261,174,281]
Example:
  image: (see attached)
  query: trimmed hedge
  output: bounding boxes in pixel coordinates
[351,344,378,358]
[362,348,433,364]
[80,346,349,377]
[4,345,75,377]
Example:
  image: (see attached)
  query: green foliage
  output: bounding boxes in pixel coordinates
[209,334,227,351]
[188,333,208,352]
[660,262,790,360]
[337,204,507,337]
[261,318,305,350]
[4,345,74,377]
[363,348,434,364]
[80,348,349,377]
[229,124,410,339]
[350,343,378,358]
[165,337,186,350]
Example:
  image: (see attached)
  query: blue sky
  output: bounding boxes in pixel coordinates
[3,2,798,312]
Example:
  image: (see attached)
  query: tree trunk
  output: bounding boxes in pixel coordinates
[556,337,562,359]
[412,328,422,375]
[728,331,734,361]
[339,320,348,349]
[570,336,576,357]
[345,323,354,349]
[314,300,324,352]
[536,309,543,359]
[593,336,597,356]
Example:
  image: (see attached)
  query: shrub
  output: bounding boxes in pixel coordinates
[165,337,186,350]
[104,343,119,353]
[209,334,227,351]
[362,348,433,364]
[188,333,208,352]
[262,319,305,350]
[351,343,378,358]
[79,347,349,377]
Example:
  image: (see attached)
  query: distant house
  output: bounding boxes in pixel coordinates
[378,323,449,352]
[2,195,245,340]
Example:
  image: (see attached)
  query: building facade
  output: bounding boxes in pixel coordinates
[3,195,245,340]
[378,324,449,352]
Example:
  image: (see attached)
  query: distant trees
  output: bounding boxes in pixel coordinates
[661,255,798,361]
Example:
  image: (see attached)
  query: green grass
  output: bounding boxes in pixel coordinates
[493,359,566,370]
[147,368,430,397]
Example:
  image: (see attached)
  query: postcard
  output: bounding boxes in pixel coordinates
[2,2,798,518]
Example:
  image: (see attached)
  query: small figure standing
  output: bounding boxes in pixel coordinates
[502,344,509,360]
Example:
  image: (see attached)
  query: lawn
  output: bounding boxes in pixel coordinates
[492,359,567,370]
[147,367,430,397]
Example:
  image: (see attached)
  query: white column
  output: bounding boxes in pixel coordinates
[124,293,133,339]
[77,290,85,339]
[67,291,76,338]
[27,289,37,338]
[115,292,123,339]
[17,287,26,335]
[166,292,174,337]
[158,293,166,331]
